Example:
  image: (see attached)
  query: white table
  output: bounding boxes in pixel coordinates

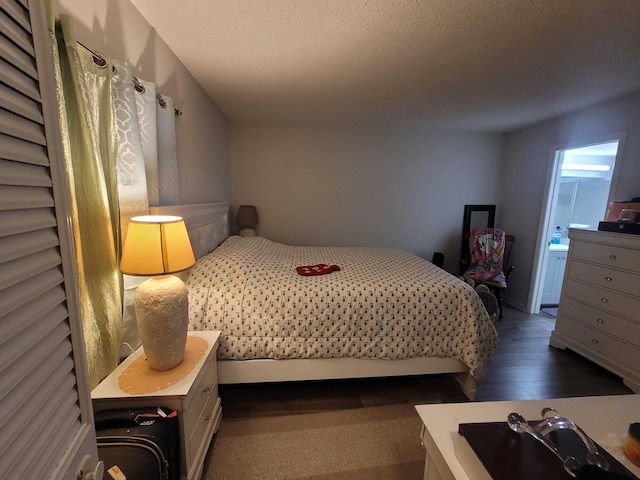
[415,394,640,480]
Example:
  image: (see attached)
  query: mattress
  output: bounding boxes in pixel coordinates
[187,236,498,380]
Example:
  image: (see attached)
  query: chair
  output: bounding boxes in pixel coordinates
[462,227,515,319]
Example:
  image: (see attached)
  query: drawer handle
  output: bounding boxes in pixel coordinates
[605,276,612,282]
[202,386,211,394]
[600,298,608,303]
[204,415,212,422]
[596,318,604,324]
[609,255,617,260]
[591,339,599,345]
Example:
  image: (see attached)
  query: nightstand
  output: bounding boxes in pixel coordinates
[92,331,222,480]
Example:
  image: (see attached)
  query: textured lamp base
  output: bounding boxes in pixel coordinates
[135,275,189,371]
[239,227,256,237]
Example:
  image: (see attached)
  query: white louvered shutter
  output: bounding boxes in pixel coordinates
[0,0,100,479]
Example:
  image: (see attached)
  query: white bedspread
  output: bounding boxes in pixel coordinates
[187,236,499,380]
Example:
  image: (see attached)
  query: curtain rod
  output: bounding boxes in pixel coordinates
[76,41,182,116]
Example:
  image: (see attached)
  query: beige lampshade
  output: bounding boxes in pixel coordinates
[121,215,195,276]
[235,205,258,227]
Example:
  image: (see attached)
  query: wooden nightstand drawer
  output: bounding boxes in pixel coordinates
[568,261,640,298]
[187,390,219,469]
[560,297,640,346]
[572,241,640,272]
[184,357,217,441]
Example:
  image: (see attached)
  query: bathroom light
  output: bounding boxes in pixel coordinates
[561,163,611,172]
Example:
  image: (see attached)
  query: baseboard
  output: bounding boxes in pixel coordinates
[502,296,527,312]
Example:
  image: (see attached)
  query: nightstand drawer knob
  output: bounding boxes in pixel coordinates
[601,298,608,303]
[591,339,599,345]
[204,415,212,422]
[605,276,612,282]
[609,255,617,260]
[202,386,211,394]
[596,318,604,324]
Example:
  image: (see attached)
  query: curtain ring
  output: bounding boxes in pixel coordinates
[78,42,109,70]
[92,52,108,69]
[132,76,146,94]
[156,94,167,109]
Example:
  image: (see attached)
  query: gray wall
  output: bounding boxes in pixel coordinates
[231,123,504,273]
[58,0,231,204]
[500,91,640,310]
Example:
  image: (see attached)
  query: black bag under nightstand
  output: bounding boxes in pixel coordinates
[95,407,180,480]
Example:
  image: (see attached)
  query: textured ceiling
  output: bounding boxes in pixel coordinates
[129,0,640,132]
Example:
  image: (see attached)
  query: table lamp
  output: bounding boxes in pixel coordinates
[120,215,195,371]
[235,205,258,237]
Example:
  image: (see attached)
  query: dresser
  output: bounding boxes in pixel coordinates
[92,331,223,480]
[549,229,640,393]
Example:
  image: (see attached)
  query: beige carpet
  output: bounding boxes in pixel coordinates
[203,403,425,480]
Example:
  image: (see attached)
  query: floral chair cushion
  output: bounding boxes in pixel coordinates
[463,227,507,288]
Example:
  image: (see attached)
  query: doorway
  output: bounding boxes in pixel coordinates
[529,136,624,315]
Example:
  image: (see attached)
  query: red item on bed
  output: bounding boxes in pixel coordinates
[296,264,341,276]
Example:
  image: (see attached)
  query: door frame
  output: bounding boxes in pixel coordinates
[526,132,627,314]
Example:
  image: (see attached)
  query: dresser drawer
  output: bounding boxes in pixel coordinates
[555,316,640,370]
[560,297,640,346]
[183,357,218,440]
[563,279,640,321]
[572,241,640,272]
[568,261,640,298]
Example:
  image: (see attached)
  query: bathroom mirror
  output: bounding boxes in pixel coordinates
[460,204,496,273]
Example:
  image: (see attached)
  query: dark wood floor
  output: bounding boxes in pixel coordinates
[218,307,633,419]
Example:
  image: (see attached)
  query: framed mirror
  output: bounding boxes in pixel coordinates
[460,204,496,273]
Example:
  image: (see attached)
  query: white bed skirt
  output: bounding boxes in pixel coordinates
[218,356,477,400]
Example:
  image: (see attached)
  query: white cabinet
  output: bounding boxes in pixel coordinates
[92,331,223,480]
[549,229,640,393]
[541,249,568,305]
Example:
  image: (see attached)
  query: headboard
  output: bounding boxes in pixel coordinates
[150,202,230,260]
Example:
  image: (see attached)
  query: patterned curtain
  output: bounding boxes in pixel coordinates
[157,94,180,205]
[110,60,181,357]
[157,95,180,205]
[49,14,122,387]
[110,60,180,238]
[110,60,150,242]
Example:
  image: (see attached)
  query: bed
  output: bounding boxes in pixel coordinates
[150,202,499,399]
